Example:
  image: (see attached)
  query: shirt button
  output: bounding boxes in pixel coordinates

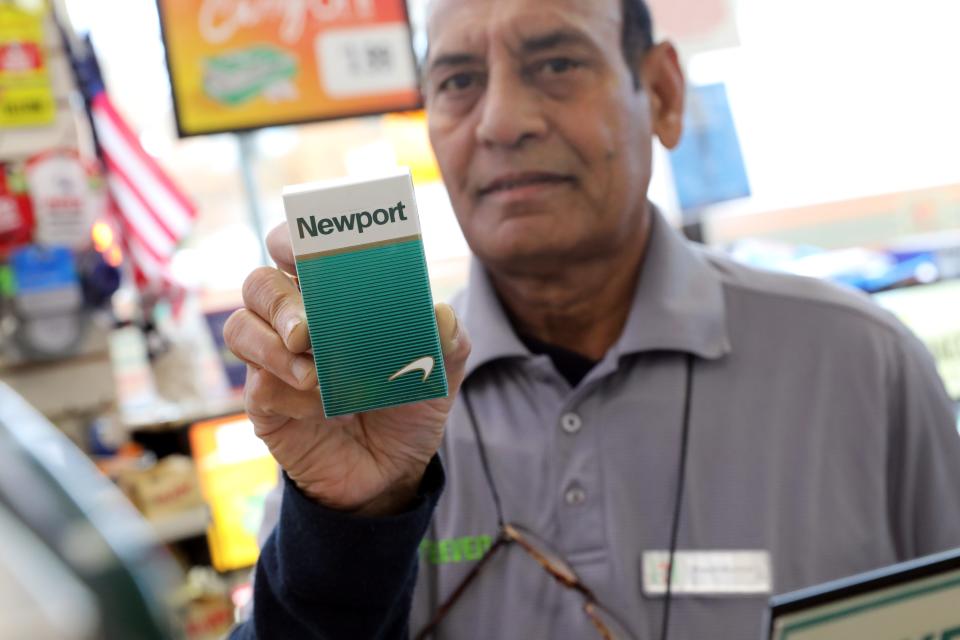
[560,412,583,435]
[564,484,587,506]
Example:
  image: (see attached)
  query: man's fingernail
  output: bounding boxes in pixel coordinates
[450,309,461,344]
[436,303,459,350]
[292,357,314,385]
[284,315,303,342]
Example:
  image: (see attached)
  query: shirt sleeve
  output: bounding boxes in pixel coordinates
[229,455,445,640]
[887,330,960,558]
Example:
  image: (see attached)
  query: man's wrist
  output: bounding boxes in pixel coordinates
[287,456,445,519]
[266,455,445,613]
[351,474,423,518]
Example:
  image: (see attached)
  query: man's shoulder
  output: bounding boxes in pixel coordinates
[698,247,907,340]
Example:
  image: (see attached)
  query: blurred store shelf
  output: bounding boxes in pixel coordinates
[0,323,115,440]
[148,506,209,544]
[121,396,245,433]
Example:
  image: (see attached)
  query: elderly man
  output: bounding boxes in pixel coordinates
[225,0,960,637]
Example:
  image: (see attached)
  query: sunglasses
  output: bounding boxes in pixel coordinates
[415,354,695,640]
[416,520,634,639]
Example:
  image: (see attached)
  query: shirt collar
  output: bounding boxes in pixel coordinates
[458,208,731,379]
[611,208,731,362]
[459,259,530,378]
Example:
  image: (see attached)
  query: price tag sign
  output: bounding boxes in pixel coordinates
[317,23,417,98]
[0,1,56,128]
[156,0,421,136]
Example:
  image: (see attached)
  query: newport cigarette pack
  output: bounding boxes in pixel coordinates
[282,169,447,417]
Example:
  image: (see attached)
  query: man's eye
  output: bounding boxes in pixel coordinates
[439,72,478,92]
[538,58,580,75]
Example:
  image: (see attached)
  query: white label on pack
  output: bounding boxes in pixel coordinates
[282,168,421,258]
[643,550,772,596]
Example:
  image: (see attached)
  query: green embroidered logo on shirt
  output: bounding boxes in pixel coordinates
[419,535,493,565]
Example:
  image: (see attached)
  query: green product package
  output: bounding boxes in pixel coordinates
[202,46,297,106]
[283,169,448,417]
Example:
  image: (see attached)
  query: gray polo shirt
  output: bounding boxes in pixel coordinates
[261,210,960,639]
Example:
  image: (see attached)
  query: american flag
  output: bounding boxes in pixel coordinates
[90,92,196,292]
[69,35,196,298]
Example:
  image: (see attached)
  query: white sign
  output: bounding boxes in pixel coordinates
[25,150,100,249]
[318,23,418,99]
[643,550,772,595]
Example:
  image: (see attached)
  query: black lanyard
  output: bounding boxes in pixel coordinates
[460,353,696,640]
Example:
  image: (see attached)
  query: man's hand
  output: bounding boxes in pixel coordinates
[224,224,470,517]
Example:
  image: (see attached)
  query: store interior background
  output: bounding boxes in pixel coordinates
[64,0,960,296]
[1,0,958,638]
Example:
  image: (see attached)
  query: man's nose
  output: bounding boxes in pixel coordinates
[475,67,547,148]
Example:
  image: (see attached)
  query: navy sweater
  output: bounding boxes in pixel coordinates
[230,457,444,639]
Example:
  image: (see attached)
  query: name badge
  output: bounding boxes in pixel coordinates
[643,550,772,596]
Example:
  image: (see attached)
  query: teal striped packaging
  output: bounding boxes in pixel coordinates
[282,169,448,417]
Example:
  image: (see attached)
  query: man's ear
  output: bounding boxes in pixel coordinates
[641,42,685,150]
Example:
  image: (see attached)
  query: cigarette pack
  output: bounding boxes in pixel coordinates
[282,169,448,417]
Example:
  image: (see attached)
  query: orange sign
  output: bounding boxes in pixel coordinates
[156,0,421,136]
[189,414,278,572]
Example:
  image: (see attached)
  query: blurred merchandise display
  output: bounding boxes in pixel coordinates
[0,0,956,637]
[115,454,205,522]
[8,244,86,357]
[727,240,943,294]
[174,567,239,640]
[0,163,35,255]
[203,307,247,391]
[189,415,280,573]
[108,324,161,417]
[150,296,232,409]
[0,5,259,636]
[0,1,56,128]
[25,148,102,248]
[888,232,960,282]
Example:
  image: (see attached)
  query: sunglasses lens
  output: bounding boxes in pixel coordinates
[507,524,578,584]
[585,602,636,640]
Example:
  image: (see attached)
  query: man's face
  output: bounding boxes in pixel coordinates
[424,0,655,274]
